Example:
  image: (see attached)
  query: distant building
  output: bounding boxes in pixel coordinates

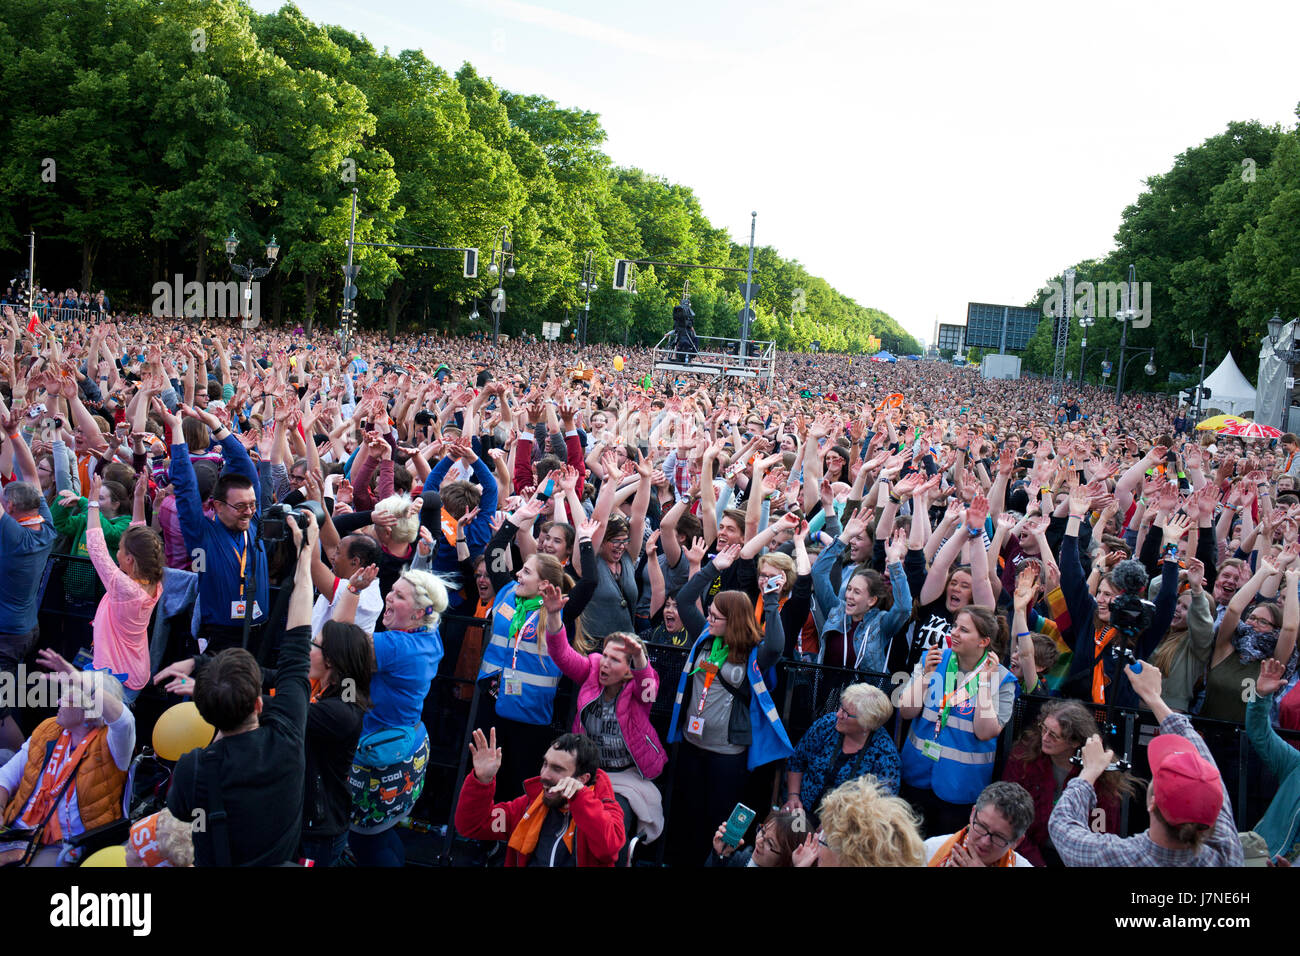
[964,303,1042,352]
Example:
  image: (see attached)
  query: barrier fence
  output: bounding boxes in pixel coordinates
[23,553,1300,865]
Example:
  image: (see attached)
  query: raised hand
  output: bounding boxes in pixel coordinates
[711,542,742,572]
[1257,658,1286,698]
[1161,513,1191,545]
[538,579,568,616]
[685,535,708,567]
[469,727,502,783]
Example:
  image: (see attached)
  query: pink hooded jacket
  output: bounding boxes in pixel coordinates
[546,625,666,780]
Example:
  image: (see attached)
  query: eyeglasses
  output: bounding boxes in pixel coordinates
[289,474,307,484]
[969,816,1012,848]
[836,704,858,720]
[1042,727,1065,743]
[310,639,323,649]
[219,500,258,515]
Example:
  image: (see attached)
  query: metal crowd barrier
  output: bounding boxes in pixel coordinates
[26,559,1300,861]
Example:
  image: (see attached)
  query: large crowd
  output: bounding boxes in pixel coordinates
[0,300,1296,869]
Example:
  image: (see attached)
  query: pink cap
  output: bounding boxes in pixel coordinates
[1148,734,1223,827]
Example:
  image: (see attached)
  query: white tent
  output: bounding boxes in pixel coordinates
[1201,351,1256,415]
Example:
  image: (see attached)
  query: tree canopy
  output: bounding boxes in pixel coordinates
[0,0,919,353]
[1021,115,1300,391]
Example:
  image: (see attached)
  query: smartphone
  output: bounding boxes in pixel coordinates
[763,575,782,595]
[722,803,755,848]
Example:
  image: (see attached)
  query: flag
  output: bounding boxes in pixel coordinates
[26,312,40,335]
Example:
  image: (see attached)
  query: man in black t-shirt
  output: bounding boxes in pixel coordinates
[166,517,316,866]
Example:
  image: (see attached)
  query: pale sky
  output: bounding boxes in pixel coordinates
[251,0,1300,346]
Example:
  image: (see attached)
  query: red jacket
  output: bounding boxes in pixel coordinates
[454,769,624,866]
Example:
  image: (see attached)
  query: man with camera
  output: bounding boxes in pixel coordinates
[157,400,269,655]
[1058,483,1183,708]
[1048,661,1243,866]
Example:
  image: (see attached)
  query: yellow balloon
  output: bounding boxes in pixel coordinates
[153,701,215,762]
[81,844,127,867]
[613,356,624,372]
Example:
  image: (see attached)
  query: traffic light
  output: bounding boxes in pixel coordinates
[463,248,478,279]
[613,259,631,290]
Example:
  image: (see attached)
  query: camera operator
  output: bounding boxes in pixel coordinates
[1048,661,1243,866]
[1058,483,1183,708]
[157,400,269,655]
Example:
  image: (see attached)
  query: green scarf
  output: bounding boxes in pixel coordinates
[510,594,543,640]
[691,636,730,674]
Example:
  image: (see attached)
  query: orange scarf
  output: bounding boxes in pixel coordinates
[20,727,103,843]
[926,826,1015,867]
[441,508,458,548]
[507,790,576,859]
[754,591,789,624]
[1091,626,1117,704]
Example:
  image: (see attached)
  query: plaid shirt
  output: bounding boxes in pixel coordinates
[1047,713,1244,867]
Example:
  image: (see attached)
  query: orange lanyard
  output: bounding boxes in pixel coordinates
[231,531,248,599]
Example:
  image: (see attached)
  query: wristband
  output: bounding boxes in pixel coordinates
[967,525,982,537]
[1069,513,1087,520]
[1015,631,1032,638]
[87,501,100,508]
[888,494,901,504]
[347,583,362,595]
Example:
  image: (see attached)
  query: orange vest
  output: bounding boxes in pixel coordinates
[2,718,127,834]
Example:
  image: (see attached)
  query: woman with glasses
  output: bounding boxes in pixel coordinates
[783,682,900,819]
[791,776,924,867]
[706,807,802,867]
[1001,700,1134,866]
[665,544,794,866]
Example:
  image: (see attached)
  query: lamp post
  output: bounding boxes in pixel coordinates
[224,231,279,326]
[1266,308,1300,430]
[1078,307,1095,385]
[487,226,516,344]
[577,251,597,347]
[1114,263,1138,399]
[1118,347,1156,397]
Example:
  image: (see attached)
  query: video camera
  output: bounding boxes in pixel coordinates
[1107,560,1155,638]
[261,500,326,543]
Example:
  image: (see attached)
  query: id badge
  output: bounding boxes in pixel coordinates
[231,600,246,619]
[503,671,523,696]
[687,715,705,736]
[920,740,942,762]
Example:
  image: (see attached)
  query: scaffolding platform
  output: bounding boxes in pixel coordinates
[652,333,776,386]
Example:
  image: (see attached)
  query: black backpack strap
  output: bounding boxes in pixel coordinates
[16,737,93,865]
[193,747,232,868]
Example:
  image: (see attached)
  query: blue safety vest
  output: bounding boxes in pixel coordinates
[477,581,562,725]
[668,627,794,771]
[900,648,1016,804]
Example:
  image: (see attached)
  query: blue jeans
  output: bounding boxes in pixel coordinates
[349,826,404,867]
[299,831,348,867]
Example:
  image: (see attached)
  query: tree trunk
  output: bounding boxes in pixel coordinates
[194,233,207,287]
[80,236,100,292]
[386,279,407,342]
[302,271,319,333]
[272,271,284,327]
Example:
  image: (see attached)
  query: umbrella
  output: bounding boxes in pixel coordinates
[1195,414,1240,431]
[1218,421,1282,439]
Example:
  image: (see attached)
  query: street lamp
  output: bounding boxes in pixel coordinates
[225,231,279,324]
[487,226,516,344]
[577,251,597,347]
[1077,307,1095,385]
[1114,263,1139,398]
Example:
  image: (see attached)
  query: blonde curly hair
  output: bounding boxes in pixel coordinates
[819,776,924,867]
[398,569,451,628]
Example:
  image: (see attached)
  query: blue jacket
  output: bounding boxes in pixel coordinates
[668,627,794,771]
[170,433,269,630]
[812,546,911,670]
[425,450,498,602]
[900,648,1016,804]
[477,581,562,725]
